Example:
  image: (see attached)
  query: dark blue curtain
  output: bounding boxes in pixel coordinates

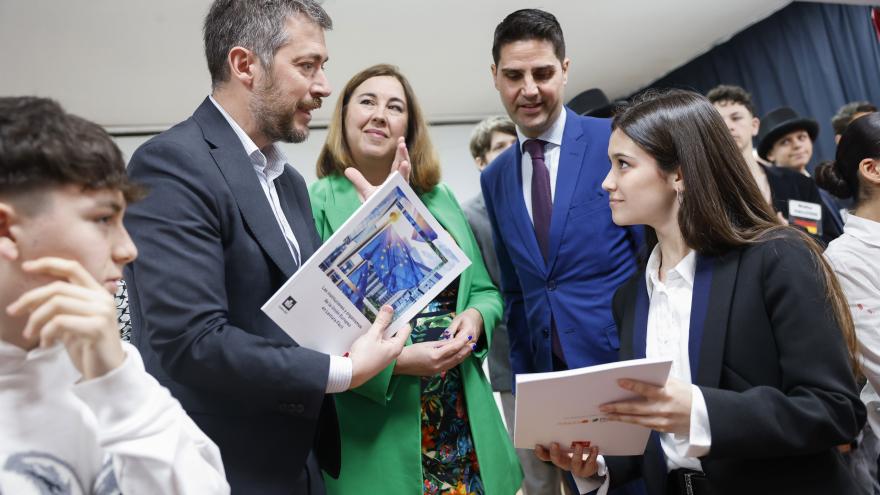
[640,2,880,169]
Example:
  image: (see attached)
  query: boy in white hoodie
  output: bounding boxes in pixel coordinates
[0,96,230,494]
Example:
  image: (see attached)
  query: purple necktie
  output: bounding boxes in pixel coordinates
[524,139,552,261]
[524,139,567,368]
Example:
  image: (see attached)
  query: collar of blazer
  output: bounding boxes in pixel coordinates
[503,107,592,275]
[193,97,300,278]
[619,248,742,389]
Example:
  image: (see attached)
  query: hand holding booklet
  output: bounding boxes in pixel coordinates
[262,172,471,355]
[514,357,672,456]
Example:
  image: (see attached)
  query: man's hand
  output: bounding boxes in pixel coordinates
[6,257,125,380]
[345,137,412,202]
[348,305,412,389]
[599,376,693,435]
[535,442,600,478]
[393,336,472,377]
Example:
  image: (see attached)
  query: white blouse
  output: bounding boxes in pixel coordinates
[826,214,880,433]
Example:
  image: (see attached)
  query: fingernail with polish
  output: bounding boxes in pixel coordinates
[467,335,473,341]
[471,343,477,351]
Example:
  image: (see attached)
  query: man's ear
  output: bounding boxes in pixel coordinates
[752,117,760,137]
[0,202,20,261]
[491,63,499,90]
[561,57,571,85]
[228,46,259,89]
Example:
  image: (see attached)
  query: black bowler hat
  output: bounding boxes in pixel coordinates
[756,106,819,160]
[567,88,614,118]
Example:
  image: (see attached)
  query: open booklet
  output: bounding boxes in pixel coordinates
[262,172,471,356]
[514,357,673,456]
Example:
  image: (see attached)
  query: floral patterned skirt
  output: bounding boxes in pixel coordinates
[411,282,484,495]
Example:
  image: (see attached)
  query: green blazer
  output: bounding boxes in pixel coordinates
[309,174,522,495]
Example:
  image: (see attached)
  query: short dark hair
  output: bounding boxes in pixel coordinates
[706,84,757,117]
[492,9,565,64]
[831,101,877,136]
[203,0,332,88]
[469,116,516,161]
[0,96,143,202]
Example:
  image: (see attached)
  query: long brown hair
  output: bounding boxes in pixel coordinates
[315,64,440,193]
[614,89,859,373]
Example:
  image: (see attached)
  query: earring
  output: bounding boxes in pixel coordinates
[676,188,683,206]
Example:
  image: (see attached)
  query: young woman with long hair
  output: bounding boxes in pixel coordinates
[539,90,864,495]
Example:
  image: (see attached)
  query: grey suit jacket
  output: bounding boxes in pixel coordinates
[463,193,512,392]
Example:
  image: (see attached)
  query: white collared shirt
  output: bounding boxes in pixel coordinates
[644,246,712,472]
[517,108,567,223]
[208,96,351,394]
[208,96,302,265]
[826,214,880,433]
[575,245,713,495]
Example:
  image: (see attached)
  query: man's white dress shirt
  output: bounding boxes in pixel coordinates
[517,109,566,223]
[209,96,351,393]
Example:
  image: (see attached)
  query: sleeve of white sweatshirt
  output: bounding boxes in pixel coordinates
[73,342,230,494]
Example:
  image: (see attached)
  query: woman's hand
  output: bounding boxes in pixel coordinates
[393,337,472,376]
[599,376,693,435]
[535,442,600,478]
[346,137,412,202]
[447,308,483,347]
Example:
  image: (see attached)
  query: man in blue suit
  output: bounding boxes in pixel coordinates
[481,10,643,494]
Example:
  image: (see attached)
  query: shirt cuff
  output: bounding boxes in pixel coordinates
[673,384,712,458]
[73,344,152,426]
[326,355,352,393]
[573,454,610,495]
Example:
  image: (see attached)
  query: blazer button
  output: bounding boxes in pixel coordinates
[547,280,557,291]
[542,329,550,338]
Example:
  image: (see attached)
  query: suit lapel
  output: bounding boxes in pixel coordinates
[275,168,317,261]
[688,255,714,382]
[503,145,547,274]
[696,248,740,388]
[547,109,587,270]
[195,99,298,278]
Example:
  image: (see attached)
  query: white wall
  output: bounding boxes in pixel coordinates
[114,122,485,205]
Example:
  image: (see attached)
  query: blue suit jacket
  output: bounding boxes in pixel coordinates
[124,98,338,494]
[480,108,640,377]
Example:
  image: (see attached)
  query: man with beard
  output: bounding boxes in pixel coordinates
[122,1,410,494]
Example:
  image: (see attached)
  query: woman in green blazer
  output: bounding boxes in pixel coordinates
[309,64,522,495]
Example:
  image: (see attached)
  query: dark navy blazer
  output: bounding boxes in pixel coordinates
[124,98,338,494]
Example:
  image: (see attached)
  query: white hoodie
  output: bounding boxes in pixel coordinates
[0,340,230,494]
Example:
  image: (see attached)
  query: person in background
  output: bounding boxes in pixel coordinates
[122,2,409,493]
[540,89,864,495]
[464,115,565,495]
[819,112,880,495]
[309,63,522,495]
[832,101,877,144]
[0,96,229,494]
[757,106,843,242]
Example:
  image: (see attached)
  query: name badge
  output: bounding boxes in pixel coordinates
[788,199,823,237]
